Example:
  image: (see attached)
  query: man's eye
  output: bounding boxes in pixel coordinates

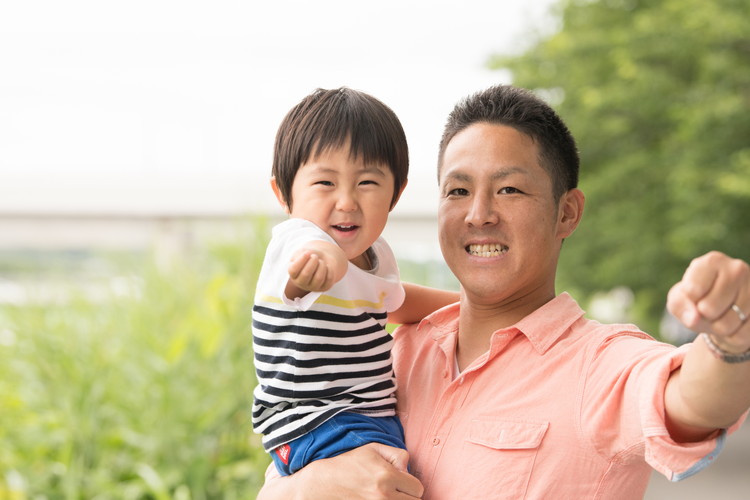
[499,187,521,194]
[447,188,469,196]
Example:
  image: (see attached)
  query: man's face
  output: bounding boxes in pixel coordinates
[438,122,572,307]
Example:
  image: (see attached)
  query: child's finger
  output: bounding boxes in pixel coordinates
[287,251,311,280]
[292,253,321,289]
[309,257,331,290]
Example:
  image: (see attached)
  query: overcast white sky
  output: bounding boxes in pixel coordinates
[0,0,557,216]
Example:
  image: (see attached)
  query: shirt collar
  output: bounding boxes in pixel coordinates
[514,292,585,354]
[418,293,585,355]
[419,302,460,339]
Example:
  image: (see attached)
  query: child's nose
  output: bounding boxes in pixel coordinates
[336,191,358,212]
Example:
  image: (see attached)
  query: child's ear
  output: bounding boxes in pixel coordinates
[270,176,291,214]
[389,179,408,211]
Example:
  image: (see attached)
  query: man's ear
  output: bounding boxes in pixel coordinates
[557,188,585,239]
[389,179,408,212]
[270,176,291,214]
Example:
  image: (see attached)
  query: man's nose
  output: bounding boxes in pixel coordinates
[465,193,498,227]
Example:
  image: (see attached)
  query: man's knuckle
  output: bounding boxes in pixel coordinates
[729,258,750,280]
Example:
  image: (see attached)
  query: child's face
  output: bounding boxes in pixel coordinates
[280,145,399,267]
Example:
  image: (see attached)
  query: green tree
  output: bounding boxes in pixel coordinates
[490,0,750,333]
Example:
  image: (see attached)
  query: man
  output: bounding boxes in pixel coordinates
[257,85,750,499]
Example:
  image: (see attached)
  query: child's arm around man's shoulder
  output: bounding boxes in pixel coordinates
[389,282,459,326]
[285,240,349,300]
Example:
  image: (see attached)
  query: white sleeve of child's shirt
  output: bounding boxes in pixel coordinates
[369,236,405,312]
[264,219,338,311]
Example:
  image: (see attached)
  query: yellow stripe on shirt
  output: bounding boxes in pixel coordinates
[258,292,387,310]
[315,292,387,310]
[258,294,284,304]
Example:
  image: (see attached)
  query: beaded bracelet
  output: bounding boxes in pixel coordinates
[700,333,750,364]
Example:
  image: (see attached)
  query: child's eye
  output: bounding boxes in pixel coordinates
[359,179,378,186]
[315,180,334,187]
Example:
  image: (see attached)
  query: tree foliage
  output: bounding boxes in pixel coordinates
[490,0,750,332]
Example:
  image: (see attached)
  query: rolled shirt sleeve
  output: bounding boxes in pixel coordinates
[584,335,746,481]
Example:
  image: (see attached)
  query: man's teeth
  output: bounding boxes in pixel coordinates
[468,244,508,257]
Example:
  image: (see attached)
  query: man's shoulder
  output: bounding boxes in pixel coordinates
[392,303,460,342]
[576,316,654,341]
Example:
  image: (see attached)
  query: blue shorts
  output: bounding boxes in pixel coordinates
[270,412,406,476]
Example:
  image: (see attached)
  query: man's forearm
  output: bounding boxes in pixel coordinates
[664,252,750,441]
[665,335,750,440]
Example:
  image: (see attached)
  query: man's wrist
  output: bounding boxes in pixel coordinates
[700,333,750,363]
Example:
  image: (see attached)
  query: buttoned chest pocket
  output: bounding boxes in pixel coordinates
[460,419,549,497]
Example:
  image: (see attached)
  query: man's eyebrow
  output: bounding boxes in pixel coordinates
[443,166,528,182]
[490,166,528,180]
[443,171,472,182]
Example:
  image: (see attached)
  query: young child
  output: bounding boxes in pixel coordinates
[252,87,457,476]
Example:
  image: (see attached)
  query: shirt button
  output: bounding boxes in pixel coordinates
[432,437,441,446]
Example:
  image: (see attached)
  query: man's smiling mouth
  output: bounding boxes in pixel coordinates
[467,243,508,257]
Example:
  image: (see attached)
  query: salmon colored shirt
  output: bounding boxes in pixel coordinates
[391,293,736,500]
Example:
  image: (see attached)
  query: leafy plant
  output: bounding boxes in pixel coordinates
[0,220,272,499]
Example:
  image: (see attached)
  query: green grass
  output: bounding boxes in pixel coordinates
[0,222,272,499]
[0,217,458,499]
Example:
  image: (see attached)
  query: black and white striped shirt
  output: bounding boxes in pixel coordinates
[252,219,405,451]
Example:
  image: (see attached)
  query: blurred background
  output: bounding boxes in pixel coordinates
[1,0,748,497]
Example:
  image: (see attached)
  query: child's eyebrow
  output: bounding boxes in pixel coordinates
[303,163,389,176]
[359,164,389,176]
